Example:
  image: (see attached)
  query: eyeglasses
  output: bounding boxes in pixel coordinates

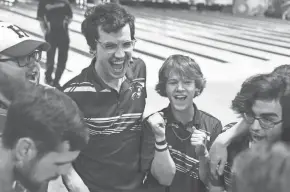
[0,50,42,67]
[96,39,136,53]
[243,113,282,130]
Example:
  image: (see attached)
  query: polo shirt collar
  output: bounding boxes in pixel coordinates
[163,103,202,130]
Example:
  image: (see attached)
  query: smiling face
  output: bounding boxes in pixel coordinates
[95,24,133,81]
[165,70,197,112]
[0,51,41,84]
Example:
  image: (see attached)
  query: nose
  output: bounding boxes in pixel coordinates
[176,82,185,91]
[114,46,125,58]
[250,119,263,132]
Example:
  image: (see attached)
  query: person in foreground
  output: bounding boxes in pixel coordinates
[0,84,89,192]
[144,54,223,192]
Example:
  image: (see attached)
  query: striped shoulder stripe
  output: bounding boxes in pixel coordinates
[86,113,142,123]
[64,82,96,93]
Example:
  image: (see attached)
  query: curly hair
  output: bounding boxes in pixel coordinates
[231,73,286,115]
[81,3,135,52]
[272,64,290,95]
[155,54,206,98]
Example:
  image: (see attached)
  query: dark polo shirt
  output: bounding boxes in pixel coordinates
[62,57,148,192]
[143,103,223,192]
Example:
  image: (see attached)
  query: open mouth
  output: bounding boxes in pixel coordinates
[173,95,187,101]
[252,134,265,142]
[111,60,124,72]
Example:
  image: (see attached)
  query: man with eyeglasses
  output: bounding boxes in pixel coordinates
[209,73,285,192]
[0,21,49,122]
[60,3,151,192]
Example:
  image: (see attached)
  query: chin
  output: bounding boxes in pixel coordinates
[171,104,190,112]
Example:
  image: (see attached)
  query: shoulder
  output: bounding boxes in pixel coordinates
[198,110,222,126]
[127,57,146,81]
[61,67,91,93]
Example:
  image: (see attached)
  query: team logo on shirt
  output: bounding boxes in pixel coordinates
[129,81,144,100]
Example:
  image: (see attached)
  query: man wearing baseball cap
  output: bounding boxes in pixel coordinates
[0,21,50,106]
[0,21,49,85]
[0,20,50,150]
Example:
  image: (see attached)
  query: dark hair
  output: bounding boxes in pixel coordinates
[272,64,290,77]
[81,3,135,52]
[232,141,290,192]
[155,54,206,98]
[2,85,89,154]
[231,73,286,115]
[272,64,290,95]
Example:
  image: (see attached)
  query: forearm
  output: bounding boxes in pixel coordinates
[150,139,176,186]
[219,119,249,147]
[198,150,209,185]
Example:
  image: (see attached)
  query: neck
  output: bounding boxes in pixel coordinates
[171,104,195,125]
[0,142,14,192]
[94,61,124,92]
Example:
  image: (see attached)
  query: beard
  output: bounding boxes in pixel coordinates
[13,160,43,192]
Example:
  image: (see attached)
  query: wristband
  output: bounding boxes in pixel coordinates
[155,139,167,146]
[155,145,168,152]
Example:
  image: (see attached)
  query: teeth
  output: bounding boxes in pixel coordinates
[174,96,186,100]
[113,61,124,65]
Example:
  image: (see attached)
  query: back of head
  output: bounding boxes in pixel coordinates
[2,85,89,153]
[231,73,286,115]
[81,3,135,52]
[232,141,290,192]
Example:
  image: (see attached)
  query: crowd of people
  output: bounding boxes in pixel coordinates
[1,2,290,192]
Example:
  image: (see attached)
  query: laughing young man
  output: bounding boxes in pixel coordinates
[61,3,154,192]
[144,54,223,192]
[209,73,286,192]
[0,21,50,130]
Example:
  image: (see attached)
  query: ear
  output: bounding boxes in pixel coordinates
[14,138,37,162]
[195,89,201,97]
[89,47,97,56]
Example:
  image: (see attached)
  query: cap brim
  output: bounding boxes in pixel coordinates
[1,39,50,57]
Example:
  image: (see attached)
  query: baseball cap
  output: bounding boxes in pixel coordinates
[0,21,50,58]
